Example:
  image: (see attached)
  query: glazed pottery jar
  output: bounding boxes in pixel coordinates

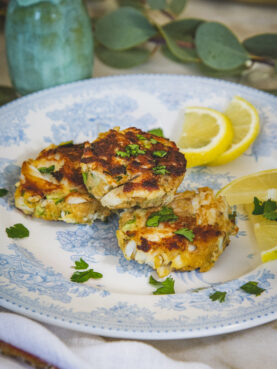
[5,0,93,95]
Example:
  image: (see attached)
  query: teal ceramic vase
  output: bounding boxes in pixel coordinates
[5,0,93,95]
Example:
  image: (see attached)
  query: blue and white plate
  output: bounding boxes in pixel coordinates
[1,75,277,339]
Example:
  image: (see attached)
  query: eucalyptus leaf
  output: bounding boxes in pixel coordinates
[0,86,17,106]
[197,63,247,77]
[95,7,157,51]
[147,0,166,10]
[96,45,151,69]
[158,24,199,63]
[168,0,187,15]
[243,33,277,59]
[163,18,203,39]
[195,22,249,71]
[161,45,186,64]
[116,0,144,9]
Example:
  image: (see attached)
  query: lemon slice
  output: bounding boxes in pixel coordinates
[245,203,277,263]
[209,96,260,166]
[178,107,233,168]
[217,169,277,206]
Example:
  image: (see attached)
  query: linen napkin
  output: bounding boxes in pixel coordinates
[0,312,212,369]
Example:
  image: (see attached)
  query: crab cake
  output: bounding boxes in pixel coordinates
[15,142,110,224]
[116,187,238,277]
[80,127,186,210]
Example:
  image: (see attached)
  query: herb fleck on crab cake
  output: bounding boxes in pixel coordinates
[80,127,187,210]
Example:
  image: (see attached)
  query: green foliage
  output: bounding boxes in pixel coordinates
[195,22,249,71]
[147,0,166,10]
[243,33,277,59]
[96,45,151,68]
[95,7,156,50]
[158,23,198,62]
[168,0,187,15]
[92,2,277,87]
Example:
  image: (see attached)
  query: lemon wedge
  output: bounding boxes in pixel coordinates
[178,107,233,168]
[209,96,260,166]
[217,169,277,206]
[245,203,277,263]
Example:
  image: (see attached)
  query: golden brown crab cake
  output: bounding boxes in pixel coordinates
[14,142,110,224]
[116,187,238,277]
[80,127,187,210]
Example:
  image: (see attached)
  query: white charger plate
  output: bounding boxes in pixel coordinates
[0,74,277,339]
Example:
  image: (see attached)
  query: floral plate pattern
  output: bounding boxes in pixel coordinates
[0,75,277,339]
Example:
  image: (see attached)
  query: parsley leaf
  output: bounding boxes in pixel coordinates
[149,275,175,295]
[174,228,195,242]
[252,197,265,215]
[148,128,164,137]
[240,281,265,296]
[116,144,145,158]
[153,150,167,158]
[124,216,136,226]
[116,175,123,182]
[228,211,237,222]
[73,258,89,270]
[6,223,29,239]
[252,197,277,221]
[150,138,158,144]
[38,165,55,174]
[116,150,129,158]
[71,269,103,283]
[209,291,227,303]
[153,165,169,175]
[82,172,88,184]
[146,207,178,227]
[0,188,8,197]
[137,134,146,140]
[58,140,74,147]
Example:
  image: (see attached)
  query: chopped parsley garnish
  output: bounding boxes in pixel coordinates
[252,197,277,221]
[116,144,145,158]
[149,275,175,295]
[58,140,74,147]
[148,128,164,137]
[153,150,167,158]
[0,188,8,197]
[209,291,227,303]
[240,281,265,296]
[153,165,169,175]
[6,223,29,239]
[174,228,195,242]
[116,175,123,182]
[55,197,65,204]
[71,269,103,283]
[124,216,136,226]
[137,134,146,140]
[228,211,237,222]
[146,206,178,227]
[73,258,89,270]
[116,150,129,158]
[150,138,158,144]
[82,172,88,184]
[38,165,55,174]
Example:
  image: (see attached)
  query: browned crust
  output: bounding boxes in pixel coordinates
[20,143,87,196]
[81,127,187,193]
